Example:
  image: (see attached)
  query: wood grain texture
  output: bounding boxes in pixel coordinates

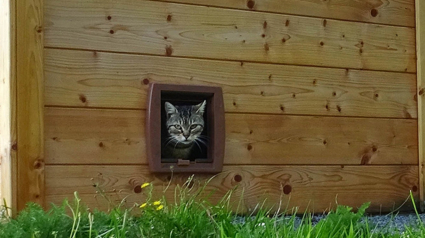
[0,0,17,214]
[44,0,416,72]
[152,0,415,27]
[16,0,45,210]
[416,0,425,211]
[45,165,419,213]
[45,107,418,165]
[45,49,417,118]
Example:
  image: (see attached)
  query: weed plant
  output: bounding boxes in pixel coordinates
[0,177,424,238]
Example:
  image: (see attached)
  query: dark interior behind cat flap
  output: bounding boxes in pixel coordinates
[146,83,225,173]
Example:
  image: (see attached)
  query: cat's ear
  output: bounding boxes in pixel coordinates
[165,102,178,116]
[194,100,206,115]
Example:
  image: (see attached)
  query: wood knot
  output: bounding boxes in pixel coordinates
[285,19,290,26]
[264,43,269,51]
[109,29,114,34]
[167,14,172,22]
[371,9,378,17]
[165,45,173,56]
[261,34,266,38]
[412,185,418,192]
[11,143,17,151]
[323,140,327,145]
[361,154,371,165]
[419,88,424,96]
[99,142,104,148]
[322,19,327,27]
[142,78,150,85]
[247,0,255,9]
[281,38,286,43]
[336,105,341,112]
[33,159,44,169]
[107,16,112,20]
[283,185,292,195]
[79,94,87,103]
[134,185,142,193]
[36,26,43,33]
[263,21,267,29]
[320,41,324,46]
[249,130,253,134]
[280,105,285,112]
[234,174,242,182]
[247,144,253,151]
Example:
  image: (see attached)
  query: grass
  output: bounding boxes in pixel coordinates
[0,177,424,238]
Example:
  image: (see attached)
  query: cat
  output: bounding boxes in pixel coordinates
[162,100,207,160]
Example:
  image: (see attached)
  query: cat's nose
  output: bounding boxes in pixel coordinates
[184,135,189,140]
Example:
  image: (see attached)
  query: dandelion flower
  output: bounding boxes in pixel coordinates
[156,205,164,211]
[139,203,148,209]
[141,183,150,188]
[153,200,161,206]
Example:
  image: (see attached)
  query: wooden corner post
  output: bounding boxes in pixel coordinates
[16,0,45,211]
[416,0,425,211]
[1,0,17,215]
[1,0,45,215]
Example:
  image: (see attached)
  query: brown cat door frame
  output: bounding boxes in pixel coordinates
[146,83,225,173]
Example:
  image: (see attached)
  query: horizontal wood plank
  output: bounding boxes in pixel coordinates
[45,107,418,165]
[45,49,418,118]
[151,0,415,27]
[44,0,416,72]
[45,165,419,213]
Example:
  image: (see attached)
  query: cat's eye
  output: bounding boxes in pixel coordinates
[174,125,181,129]
[190,125,197,129]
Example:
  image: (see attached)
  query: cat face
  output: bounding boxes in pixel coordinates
[164,101,206,146]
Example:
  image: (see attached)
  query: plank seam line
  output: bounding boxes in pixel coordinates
[44,164,418,167]
[44,105,418,121]
[147,0,415,29]
[44,46,417,75]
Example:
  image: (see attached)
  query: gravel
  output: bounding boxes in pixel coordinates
[232,213,425,233]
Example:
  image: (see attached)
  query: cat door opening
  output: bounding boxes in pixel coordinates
[146,83,224,173]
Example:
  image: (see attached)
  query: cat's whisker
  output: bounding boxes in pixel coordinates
[195,138,208,147]
[163,137,173,144]
[193,140,203,153]
[198,135,210,140]
[173,141,180,152]
[164,139,176,148]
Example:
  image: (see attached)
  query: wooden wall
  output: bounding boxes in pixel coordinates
[43,0,419,213]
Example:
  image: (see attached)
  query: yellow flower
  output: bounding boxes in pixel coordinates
[153,201,161,206]
[139,203,148,209]
[141,183,150,189]
[156,205,164,211]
